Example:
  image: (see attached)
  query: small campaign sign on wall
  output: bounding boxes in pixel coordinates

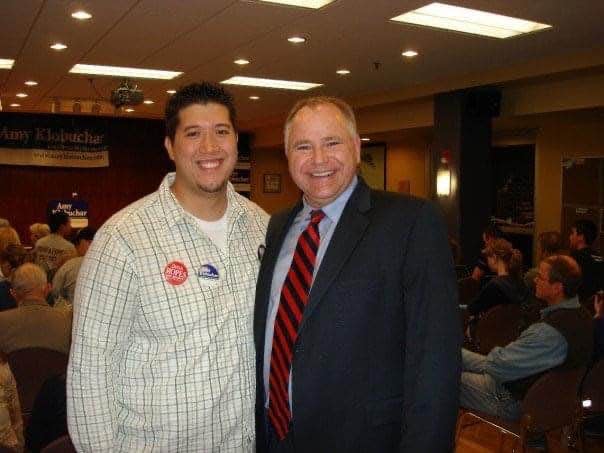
[48,199,89,228]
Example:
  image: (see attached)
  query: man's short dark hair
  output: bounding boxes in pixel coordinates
[48,211,70,233]
[544,255,582,298]
[164,82,237,141]
[74,227,96,245]
[573,219,598,246]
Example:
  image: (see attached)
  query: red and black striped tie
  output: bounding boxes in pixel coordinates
[268,209,325,440]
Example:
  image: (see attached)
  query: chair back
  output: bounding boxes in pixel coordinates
[580,360,604,413]
[458,277,479,305]
[474,304,522,354]
[7,348,68,415]
[521,366,587,433]
[40,434,77,453]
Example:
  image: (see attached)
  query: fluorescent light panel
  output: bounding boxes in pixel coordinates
[71,10,92,20]
[0,58,15,69]
[255,0,335,9]
[70,64,182,80]
[221,76,322,91]
[391,2,551,39]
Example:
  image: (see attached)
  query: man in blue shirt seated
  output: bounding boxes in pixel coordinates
[460,255,593,420]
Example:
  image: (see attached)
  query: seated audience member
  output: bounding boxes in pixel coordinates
[0,228,21,281]
[467,239,528,320]
[460,255,593,421]
[0,351,24,452]
[471,224,501,283]
[570,219,603,301]
[0,263,72,355]
[51,227,96,307]
[34,212,75,280]
[525,231,564,293]
[28,223,50,248]
[595,292,604,361]
[25,373,67,453]
[0,246,28,312]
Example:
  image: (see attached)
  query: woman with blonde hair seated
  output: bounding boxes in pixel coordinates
[28,224,50,248]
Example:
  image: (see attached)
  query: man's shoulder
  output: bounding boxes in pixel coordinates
[232,191,269,229]
[98,190,162,236]
[369,188,428,212]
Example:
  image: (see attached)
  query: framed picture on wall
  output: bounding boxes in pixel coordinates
[359,144,386,190]
[263,173,282,193]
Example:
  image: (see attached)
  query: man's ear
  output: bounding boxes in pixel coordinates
[353,134,361,165]
[164,136,175,161]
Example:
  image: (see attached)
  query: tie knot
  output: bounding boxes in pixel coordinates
[310,210,325,224]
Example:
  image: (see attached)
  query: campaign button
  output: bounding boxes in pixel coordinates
[164,261,188,286]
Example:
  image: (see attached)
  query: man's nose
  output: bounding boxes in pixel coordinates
[200,132,217,151]
[311,146,328,164]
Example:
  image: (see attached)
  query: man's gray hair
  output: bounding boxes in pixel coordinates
[283,96,358,149]
[11,263,48,293]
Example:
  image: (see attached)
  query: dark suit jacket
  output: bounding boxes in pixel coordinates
[254,180,461,452]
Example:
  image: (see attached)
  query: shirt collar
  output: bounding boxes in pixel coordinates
[301,175,358,224]
[540,296,581,317]
[19,297,48,307]
[159,172,247,228]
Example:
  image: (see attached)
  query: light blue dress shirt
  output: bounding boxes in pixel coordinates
[263,176,359,409]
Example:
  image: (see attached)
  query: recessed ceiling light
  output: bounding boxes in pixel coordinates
[255,0,335,9]
[70,64,182,80]
[361,137,371,142]
[16,93,28,98]
[287,35,307,44]
[336,69,351,75]
[24,80,38,86]
[0,59,15,69]
[143,99,154,104]
[402,50,419,58]
[166,89,177,94]
[221,76,322,91]
[234,59,250,65]
[390,2,552,39]
[249,95,260,100]
[71,10,92,20]
[50,43,68,50]
[9,103,20,107]
[124,108,134,112]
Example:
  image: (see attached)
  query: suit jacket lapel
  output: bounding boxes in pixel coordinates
[298,181,372,335]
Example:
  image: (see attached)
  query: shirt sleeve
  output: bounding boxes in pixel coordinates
[399,201,462,452]
[484,322,568,383]
[67,227,138,452]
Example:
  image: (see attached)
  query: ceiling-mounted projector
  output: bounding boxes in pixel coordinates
[110,79,144,108]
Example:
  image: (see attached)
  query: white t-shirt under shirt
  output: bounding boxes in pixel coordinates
[193,213,228,252]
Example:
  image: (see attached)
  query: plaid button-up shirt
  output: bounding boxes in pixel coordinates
[68,173,268,452]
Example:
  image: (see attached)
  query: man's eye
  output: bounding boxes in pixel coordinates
[186,131,200,138]
[216,128,230,136]
[326,140,340,147]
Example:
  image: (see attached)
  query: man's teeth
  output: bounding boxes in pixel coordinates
[312,171,333,177]
[199,160,220,169]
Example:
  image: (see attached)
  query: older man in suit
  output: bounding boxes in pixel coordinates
[254,96,461,452]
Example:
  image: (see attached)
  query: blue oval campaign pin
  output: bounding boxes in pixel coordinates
[198,264,219,280]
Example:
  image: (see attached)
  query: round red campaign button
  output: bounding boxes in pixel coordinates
[164,261,188,286]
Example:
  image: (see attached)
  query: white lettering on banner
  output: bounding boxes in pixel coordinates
[34,128,105,146]
[0,126,30,143]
